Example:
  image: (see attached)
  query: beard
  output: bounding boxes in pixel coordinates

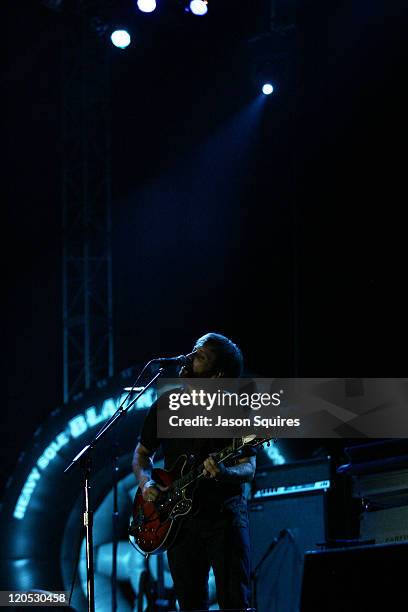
[178,364,191,378]
[178,364,199,378]
[178,365,217,378]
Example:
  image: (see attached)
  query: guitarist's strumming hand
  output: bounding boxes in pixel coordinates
[141,479,169,503]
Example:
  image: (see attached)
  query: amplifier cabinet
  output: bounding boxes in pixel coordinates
[249,490,327,612]
[360,504,408,544]
[301,541,408,611]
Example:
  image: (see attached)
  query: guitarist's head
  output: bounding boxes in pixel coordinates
[180,332,243,379]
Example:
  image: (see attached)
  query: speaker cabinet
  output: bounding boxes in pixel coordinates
[360,504,408,544]
[300,541,408,612]
[249,491,327,612]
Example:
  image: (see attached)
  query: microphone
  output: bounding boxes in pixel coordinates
[151,352,196,366]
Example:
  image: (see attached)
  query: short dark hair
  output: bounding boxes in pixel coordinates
[194,332,244,377]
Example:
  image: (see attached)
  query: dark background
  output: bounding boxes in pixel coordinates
[3,0,408,494]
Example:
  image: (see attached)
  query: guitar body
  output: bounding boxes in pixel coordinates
[129,455,195,555]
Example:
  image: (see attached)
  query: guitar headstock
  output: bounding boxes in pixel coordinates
[241,435,276,448]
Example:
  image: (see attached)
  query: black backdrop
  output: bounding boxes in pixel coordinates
[4,0,408,495]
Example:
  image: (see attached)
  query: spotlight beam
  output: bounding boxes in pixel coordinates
[110,30,131,49]
[189,0,208,16]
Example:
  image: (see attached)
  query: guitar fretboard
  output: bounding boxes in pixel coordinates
[173,439,242,491]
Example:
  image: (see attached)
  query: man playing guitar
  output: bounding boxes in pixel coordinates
[132,332,256,611]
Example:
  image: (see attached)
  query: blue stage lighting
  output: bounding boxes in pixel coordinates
[190,0,208,16]
[137,0,157,13]
[262,83,274,95]
[110,30,131,49]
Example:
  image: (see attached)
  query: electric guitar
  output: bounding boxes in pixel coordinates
[129,435,273,555]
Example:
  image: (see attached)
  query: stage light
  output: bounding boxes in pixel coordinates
[189,0,208,16]
[262,83,274,95]
[110,30,131,49]
[137,0,157,13]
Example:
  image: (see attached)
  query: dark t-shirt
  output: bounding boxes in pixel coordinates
[139,393,256,515]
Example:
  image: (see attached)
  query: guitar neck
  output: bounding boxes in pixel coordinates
[174,439,244,491]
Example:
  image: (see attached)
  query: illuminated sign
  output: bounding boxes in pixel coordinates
[13,389,155,520]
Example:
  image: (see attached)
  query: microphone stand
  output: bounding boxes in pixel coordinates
[111,440,119,612]
[64,367,164,612]
[250,531,288,611]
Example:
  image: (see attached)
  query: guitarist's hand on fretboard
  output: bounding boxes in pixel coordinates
[202,454,226,480]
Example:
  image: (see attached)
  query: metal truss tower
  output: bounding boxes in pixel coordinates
[61,15,114,403]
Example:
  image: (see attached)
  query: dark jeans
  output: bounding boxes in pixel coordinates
[167,497,251,611]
